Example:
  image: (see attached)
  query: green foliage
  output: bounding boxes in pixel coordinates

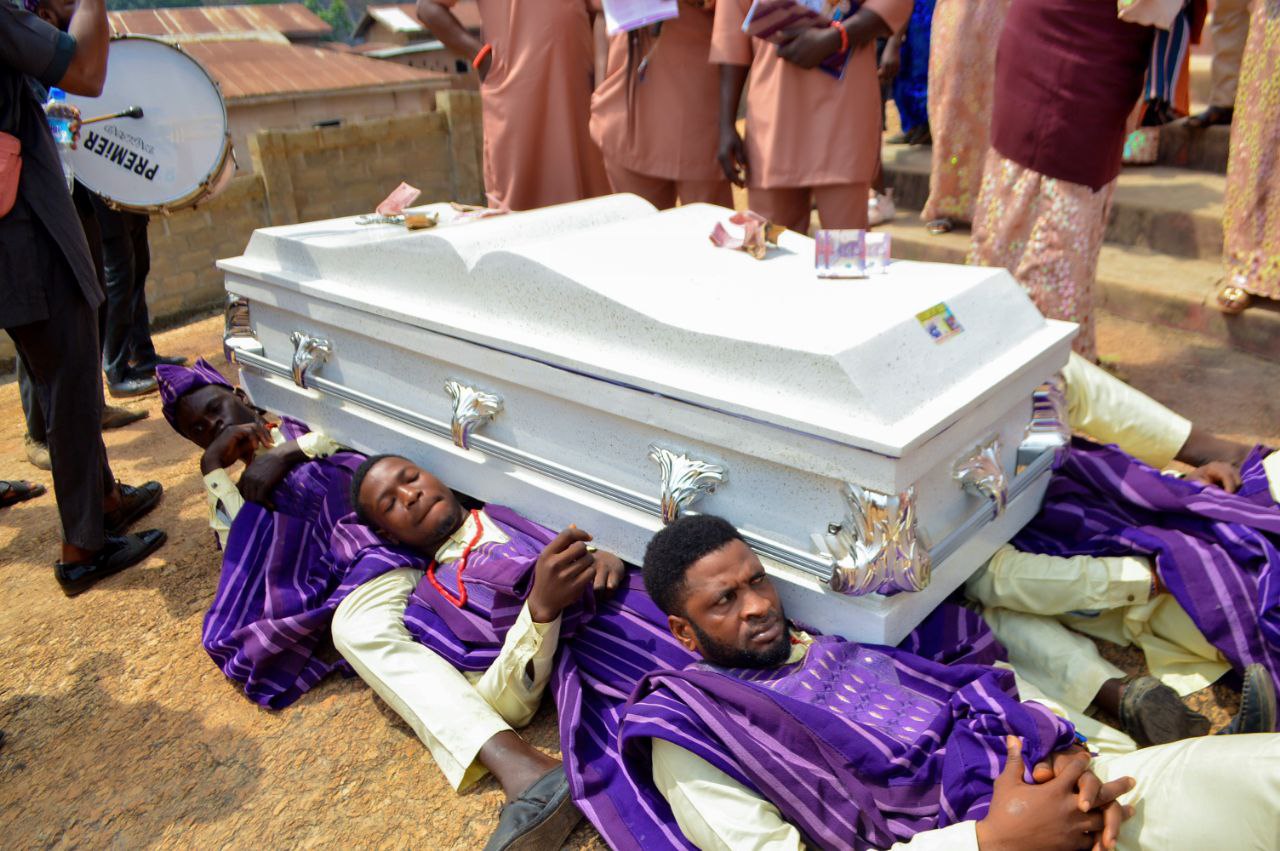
[304,0,352,40]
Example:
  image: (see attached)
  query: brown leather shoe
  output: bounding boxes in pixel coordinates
[102,403,148,430]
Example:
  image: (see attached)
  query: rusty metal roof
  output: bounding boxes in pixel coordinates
[182,40,448,100]
[355,2,481,41]
[109,4,333,40]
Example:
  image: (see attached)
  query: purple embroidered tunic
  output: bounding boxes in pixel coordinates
[202,420,407,708]
[1014,438,1280,693]
[619,630,1075,851]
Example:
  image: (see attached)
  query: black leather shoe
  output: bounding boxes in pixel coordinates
[107,372,158,398]
[102,403,148,430]
[483,766,581,851]
[1118,675,1211,746]
[1219,664,1277,735]
[104,480,163,535]
[55,530,167,596]
[133,354,188,371]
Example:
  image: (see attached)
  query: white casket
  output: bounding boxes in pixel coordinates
[218,195,1074,645]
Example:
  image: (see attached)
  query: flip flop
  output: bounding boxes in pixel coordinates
[0,480,46,509]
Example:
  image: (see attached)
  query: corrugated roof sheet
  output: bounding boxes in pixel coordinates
[357,2,481,40]
[109,4,332,40]
[182,40,448,100]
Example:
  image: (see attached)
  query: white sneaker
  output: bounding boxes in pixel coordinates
[867,188,896,227]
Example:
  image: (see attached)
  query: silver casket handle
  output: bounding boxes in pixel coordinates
[290,331,332,390]
[820,484,931,596]
[444,379,503,450]
[954,436,1009,517]
[222,295,262,364]
[648,445,727,525]
[1017,375,1070,472]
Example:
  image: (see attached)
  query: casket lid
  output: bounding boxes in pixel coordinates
[220,196,1074,456]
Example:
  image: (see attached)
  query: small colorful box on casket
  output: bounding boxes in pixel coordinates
[218,195,1075,645]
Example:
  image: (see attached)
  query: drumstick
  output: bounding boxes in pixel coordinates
[80,105,144,125]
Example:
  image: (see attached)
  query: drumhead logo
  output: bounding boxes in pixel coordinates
[82,130,159,181]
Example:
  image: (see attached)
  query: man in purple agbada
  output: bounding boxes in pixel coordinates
[620,514,1280,851]
[159,359,410,708]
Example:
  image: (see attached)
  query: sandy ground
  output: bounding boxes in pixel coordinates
[0,310,1276,848]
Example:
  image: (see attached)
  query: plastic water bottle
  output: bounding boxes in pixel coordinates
[45,87,75,192]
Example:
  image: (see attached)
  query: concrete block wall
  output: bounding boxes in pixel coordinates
[0,91,484,373]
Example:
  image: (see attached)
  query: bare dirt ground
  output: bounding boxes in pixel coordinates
[0,311,1275,848]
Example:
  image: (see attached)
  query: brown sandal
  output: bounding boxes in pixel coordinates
[0,480,46,508]
[926,217,953,235]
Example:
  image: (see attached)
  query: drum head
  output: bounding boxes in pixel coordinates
[67,36,229,212]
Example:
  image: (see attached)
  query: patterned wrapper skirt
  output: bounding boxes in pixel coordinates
[1223,0,1280,300]
[921,0,1011,224]
[968,150,1113,361]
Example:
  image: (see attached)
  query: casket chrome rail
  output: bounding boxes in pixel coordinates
[227,338,1055,588]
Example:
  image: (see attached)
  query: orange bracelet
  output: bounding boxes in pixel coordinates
[472,42,492,70]
[830,19,849,53]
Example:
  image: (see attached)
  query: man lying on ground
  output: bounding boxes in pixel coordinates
[346,454,1268,850]
[622,514,1280,851]
[163,365,613,850]
[971,354,1279,745]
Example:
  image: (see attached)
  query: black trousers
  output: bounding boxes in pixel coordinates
[19,183,105,444]
[6,228,112,551]
[94,200,156,384]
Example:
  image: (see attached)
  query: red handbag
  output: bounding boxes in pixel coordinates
[0,131,20,217]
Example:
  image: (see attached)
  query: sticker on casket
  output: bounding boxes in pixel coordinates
[916,303,964,344]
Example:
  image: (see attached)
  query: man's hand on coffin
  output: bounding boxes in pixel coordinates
[1032,746,1134,851]
[238,442,308,510]
[975,737,1131,851]
[1186,461,1243,494]
[200,422,273,475]
[591,551,626,598]
[527,528,597,624]
[775,25,842,69]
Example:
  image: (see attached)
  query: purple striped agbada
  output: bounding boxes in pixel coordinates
[394,507,1037,851]
[1013,439,1280,693]
[618,628,1075,851]
[202,420,413,708]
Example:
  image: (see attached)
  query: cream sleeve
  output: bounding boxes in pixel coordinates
[1062,353,1192,470]
[471,602,561,728]
[650,739,980,851]
[203,468,245,549]
[294,430,340,459]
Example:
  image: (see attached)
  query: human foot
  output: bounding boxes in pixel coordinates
[483,765,582,851]
[1118,675,1210,746]
[55,530,167,596]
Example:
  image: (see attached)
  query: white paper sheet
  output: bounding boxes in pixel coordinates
[602,0,679,35]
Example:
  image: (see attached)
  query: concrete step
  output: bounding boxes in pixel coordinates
[877,211,1280,361]
[882,145,1225,260]
[1157,121,1231,174]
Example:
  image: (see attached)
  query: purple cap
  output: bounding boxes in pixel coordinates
[157,357,233,431]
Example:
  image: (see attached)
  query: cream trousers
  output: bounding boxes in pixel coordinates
[332,568,558,791]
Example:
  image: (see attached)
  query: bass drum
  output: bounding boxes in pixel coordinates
[66,35,234,214]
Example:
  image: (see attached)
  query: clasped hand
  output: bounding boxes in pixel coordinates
[976,737,1135,851]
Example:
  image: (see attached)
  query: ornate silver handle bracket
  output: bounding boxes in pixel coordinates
[444,379,503,450]
[1017,375,1070,472]
[290,331,332,390]
[818,484,931,597]
[223,295,262,364]
[648,445,727,525]
[954,436,1008,517]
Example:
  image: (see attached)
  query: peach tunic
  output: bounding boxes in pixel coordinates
[447,0,612,210]
[710,0,913,190]
[590,2,724,184]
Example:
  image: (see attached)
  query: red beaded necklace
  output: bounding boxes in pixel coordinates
[425,509,485,609]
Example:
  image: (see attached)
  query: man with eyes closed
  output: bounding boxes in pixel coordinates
[335,452,629,851]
